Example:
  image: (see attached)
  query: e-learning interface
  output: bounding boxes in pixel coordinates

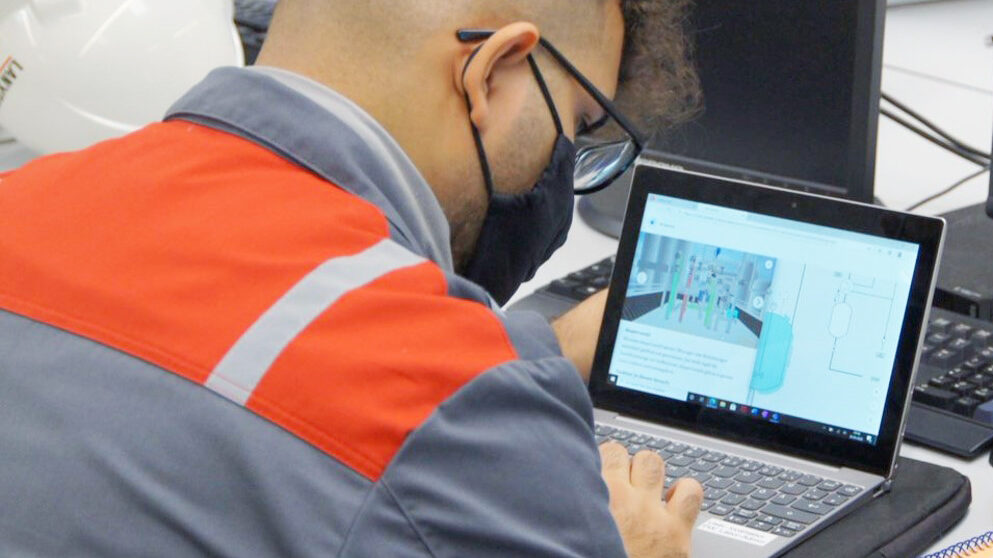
[608,194,920,443]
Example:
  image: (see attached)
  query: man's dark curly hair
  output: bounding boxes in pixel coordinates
[616,0,701,132]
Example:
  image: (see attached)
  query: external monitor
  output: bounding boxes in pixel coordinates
[579,0,886,238]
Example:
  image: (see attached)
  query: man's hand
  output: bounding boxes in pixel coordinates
[600,442,703,558]
[551,289,608,383]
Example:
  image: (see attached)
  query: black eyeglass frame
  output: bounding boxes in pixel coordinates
[456,29,649,195]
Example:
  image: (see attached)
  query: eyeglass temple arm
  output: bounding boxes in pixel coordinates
[456,29,649,150]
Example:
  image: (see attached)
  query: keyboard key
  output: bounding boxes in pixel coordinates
[626,444,645,455]
[791,500,834,515]
[913,385,957,410]
[772,526,798,537]
[778,470,803,482]
[721,494,746,506]
[690,461,717,472]
[797,474,823,487]
[687,472,713,485]
[757,477,785,490]
[667,455,694,467]
[781,483,808,496]
[929,375,954,389]
[721,456,743,467]
[747,520,775,532]
[927,332,951,346]
[740,461,762,472]
[629,434,652,445]
[973,387,993,402]
[758,514,783,525]
[735,509,757,519]
[740,498,766,511]
[823,494,848,506]
[725,515,750,526]
[954,397,982,416]
[969,374,993,388]
[930,317,952,334]
[684,447,706,459]
[761,503,820,524]
[751,488,777,501]
[700,501,714,511]
[668,466,688,479]
[947,368,971,381]
[952,323,974,338]
[818,480,841,492]
[647,437,670,450]
[927,349,961,368]
[729,483,757,495]
[771,494,797,506]
[712,466,739,478]
[609,430,632,441]
[759,465,784,477]
[707,478,735,490]
[702,451,726,462]
[709,504,733,516]
[802,489,829,501]
[704,488,727,501]
[735,471,763,484]
[839,485,862,497]
[547,278,583,298]
[951,381,977,396]
[666,443,689,454]
[595,424,615,436]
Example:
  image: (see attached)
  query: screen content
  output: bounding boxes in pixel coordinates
[607,194,921,446]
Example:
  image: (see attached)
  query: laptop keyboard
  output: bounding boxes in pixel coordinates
[596,423,864,537]
[540,258,993,430]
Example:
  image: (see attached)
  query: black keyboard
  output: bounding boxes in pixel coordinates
[531,258,993,455]
[596,423,864,537]
[234,0,276,65]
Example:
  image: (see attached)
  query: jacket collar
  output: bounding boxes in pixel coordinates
[165,66,454,272]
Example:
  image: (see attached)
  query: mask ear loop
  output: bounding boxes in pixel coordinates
[526,54,564,136]
[461,45,496,198]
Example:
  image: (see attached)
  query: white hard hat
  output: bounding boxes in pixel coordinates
[0,0,244,154]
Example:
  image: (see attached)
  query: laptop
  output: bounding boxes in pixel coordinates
[589,161,945,556]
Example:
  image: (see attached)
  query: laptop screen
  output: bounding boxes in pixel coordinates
[606,193,920,447]
[590,163,944,476]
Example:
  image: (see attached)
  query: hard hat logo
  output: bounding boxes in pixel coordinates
[0,56,23,109]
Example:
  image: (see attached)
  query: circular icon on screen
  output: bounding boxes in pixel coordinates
[764,260,774,270]
[752,296,765,309]
[636,271,649,285]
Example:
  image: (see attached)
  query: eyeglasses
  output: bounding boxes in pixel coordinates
[456,29,648,195]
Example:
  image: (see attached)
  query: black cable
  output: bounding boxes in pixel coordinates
[880,107,990,166]
[905,166,991,212]
[882,92,992,160]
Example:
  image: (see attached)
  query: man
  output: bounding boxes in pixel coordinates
[0,1,702,556]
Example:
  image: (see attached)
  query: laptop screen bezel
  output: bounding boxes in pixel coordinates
[589,162,944,477]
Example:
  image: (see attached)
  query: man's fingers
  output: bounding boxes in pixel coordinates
[666,478,704,527]
[599,442,631,486]
[629,450,665,501]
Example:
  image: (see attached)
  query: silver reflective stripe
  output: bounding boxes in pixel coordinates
[205,238,426,405]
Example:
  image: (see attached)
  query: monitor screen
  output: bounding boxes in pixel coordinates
[605,193,919,446]
[578,0,885,237]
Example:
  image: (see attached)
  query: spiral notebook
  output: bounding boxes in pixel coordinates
[921,532,993,558]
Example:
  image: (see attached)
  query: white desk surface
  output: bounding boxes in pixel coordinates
[1,1,991,554]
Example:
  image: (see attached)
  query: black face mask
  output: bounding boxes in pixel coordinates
[460,54,577,306]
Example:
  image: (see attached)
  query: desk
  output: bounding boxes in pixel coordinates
[1,0,991,554]
[513,0,992,553]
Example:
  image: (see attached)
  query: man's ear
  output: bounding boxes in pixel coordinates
[454,22,540,132]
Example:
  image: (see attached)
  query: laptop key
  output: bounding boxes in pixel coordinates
[778,470,802,482]
[735,471,763,484]
[709,504,733,516]
[700,501,714,511]
[702,451,725,462]
[687,472,713,485]
[626,444,645,455]
[594,424,615,436]
[791,500,833,515]
[761,503,819,524]
[684,447,706,459]
[757,514,783,526]
[735,509,758,519]
[667,455,694,467]
[629,434,652,445]
[823,494,848,506]
[784,521,805,531]
[725,515,750,526]
[747,520,775,532]
[780,482,808,496]
[712,466,739,478]
[839,485,862,497]
[666,443,689,454]
[740,498,766,512]
[667,466,688,478]
[740,461,762,472]
[729,483,757,495]
[721,494,746,506]
[759,465,783,477]
[704,488,726,501]
[818,480,841,492]
[797,474,822,487]
[707,478,735,490]
[690,461,717,473]
[771,494,797,506]
[772,526,798,537]
[757,477,785,490]
[803,489,829,501]
[609,430,632,441]
[721,456,743,467]
[751,488,776,501]
[647,437,669,450]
